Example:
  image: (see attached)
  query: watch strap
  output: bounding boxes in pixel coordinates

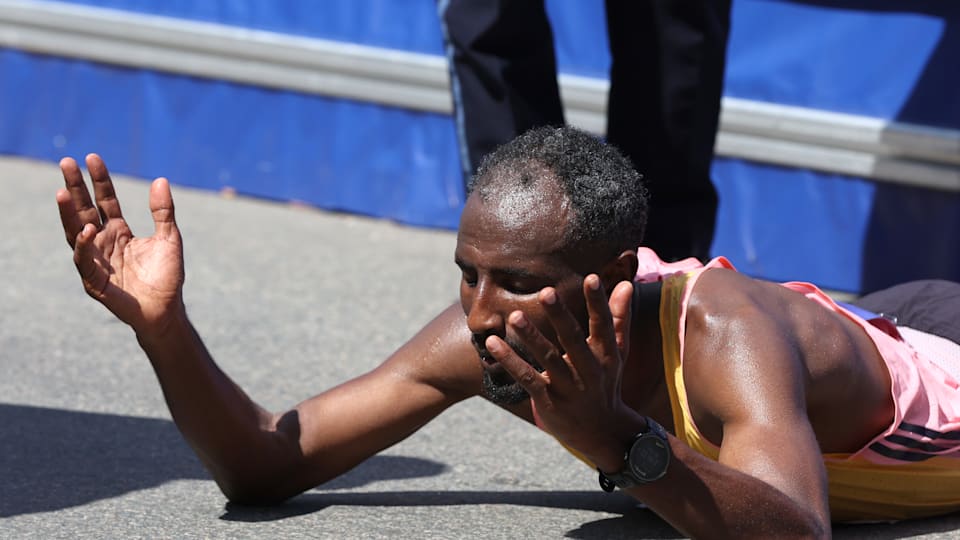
[598,417,669,492]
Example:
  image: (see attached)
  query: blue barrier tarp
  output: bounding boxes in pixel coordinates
[2,0,958,292]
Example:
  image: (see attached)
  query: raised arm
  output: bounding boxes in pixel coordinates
[56,155,478,503]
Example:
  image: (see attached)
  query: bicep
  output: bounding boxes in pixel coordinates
[685,302,830,524]
[718,414,829,523]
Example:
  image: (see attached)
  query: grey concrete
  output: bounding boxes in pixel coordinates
[1,155,957,539]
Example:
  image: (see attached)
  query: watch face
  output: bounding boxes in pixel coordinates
[628,434,670,482]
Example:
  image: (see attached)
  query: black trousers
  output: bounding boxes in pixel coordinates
[853,280,960,345]
[440,0,732,262]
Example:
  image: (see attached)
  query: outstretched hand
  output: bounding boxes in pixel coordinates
[56,154,185,335]
[485,275,645,470]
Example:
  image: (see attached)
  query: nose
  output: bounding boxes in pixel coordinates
[465,281,505,338]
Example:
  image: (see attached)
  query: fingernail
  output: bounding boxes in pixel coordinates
[510,311,527,328]
[541,289,556,305]
[587,275,600,290]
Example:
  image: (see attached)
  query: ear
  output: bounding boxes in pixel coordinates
[598,249,638,294]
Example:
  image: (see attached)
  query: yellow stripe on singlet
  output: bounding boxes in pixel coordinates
[660,271,721,461]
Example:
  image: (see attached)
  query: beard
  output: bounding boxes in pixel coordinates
[481,370,529,405]
[480,338,544,406]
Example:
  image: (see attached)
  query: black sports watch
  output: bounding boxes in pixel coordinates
[598,416,671,492]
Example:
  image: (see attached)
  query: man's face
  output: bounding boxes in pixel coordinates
[454,181,588,405]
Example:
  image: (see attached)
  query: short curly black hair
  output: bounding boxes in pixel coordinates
[468,125,648,262]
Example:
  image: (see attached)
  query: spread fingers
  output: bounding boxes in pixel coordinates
[506,310,579,389]
[59,157,100,228]
[56,188,83,248]
[86,153,124,223]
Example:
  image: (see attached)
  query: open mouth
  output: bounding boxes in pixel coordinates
[472,334,498,367]
[478,352,508,378]
[478,350,496,366]
[476,347,516,382]
[472,329,546,374]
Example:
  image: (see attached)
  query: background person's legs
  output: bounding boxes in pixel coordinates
[439,0,564,185]
[605,0,731,262]
[441,0,732,263]
[852,280,960,345]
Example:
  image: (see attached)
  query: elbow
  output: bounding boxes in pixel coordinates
[215,472,301,506]
[785,523,829,540]
[206,447,309,506]
[221,489,290,507]
[782,512,831,540]
[802,502,832,539]
[196,411,311,506]
[771,505,830,540]
[224,413,312,505]
[807,520,831,540]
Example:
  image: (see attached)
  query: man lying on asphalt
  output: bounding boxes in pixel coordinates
[56,126,960,538]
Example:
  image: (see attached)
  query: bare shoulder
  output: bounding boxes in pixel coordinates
[683,268,797,355]
[377,302,483,403]
[379,302,537,423]
[684,266,827,346]
[678,268,892,452]
[686,266,793,317]
[679,268,810,441]
[670,271,834,527]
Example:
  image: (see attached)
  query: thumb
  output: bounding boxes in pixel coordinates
[149,178,178,240]
[530,400,548,431]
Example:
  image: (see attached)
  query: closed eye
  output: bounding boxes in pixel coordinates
[496,269,548,296]
[455,259,477,287]
[502,280,542,295]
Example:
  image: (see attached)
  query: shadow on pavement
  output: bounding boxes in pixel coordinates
[566,512,683,540]
[0,403,447,518]
[5,402,957,538]
[0,402,207,517]
[833,513,960,539]
[222,489,684,539]
[223,488,960,538]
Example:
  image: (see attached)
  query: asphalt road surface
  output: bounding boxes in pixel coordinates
[2,155,958,539]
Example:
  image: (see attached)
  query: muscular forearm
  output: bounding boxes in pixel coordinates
[136,310,301,503]
[577,416,828,538]
[622,439,830,539]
